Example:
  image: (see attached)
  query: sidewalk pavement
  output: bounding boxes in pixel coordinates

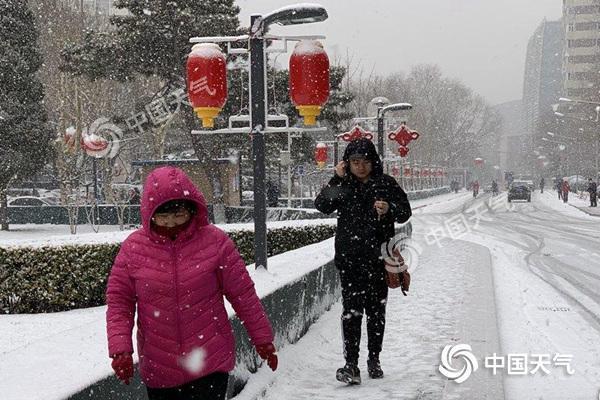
[570,204,600,217]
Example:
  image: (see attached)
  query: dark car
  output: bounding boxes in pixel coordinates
[508,184,531,203]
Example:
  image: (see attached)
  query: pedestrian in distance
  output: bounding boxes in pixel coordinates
[539,177,545,194]
[106,166,277,400]
[314,138,412,385]
[562,179,571,203]
[472,180,480,198]
[128,187,141,205]
[556,179,562,201]
[587,178,597,207]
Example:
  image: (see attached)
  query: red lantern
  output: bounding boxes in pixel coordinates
[315,142,328,169]
[62,126,77,153]
[404,166,411,176]
[186,43,227,128]
[289,40,330,126]
[337,125,373,142]
[81,133,109,158]
[391,164,399,177]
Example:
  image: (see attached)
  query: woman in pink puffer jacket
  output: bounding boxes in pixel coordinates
[106,166,277,400]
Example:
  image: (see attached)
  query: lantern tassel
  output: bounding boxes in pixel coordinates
[194,107,222,128]
[296,105,322,126]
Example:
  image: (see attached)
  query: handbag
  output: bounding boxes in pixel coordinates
[384,248,410,295]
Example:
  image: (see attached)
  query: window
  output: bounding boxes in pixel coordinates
[567,38,597,48]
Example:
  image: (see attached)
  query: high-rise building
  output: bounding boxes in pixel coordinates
[523,19,563,140]
[562,0,600,101]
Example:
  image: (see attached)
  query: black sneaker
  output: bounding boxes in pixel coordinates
[367,358,384,379]
[336,363,361,385]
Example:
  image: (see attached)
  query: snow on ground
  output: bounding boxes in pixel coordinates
[428,190,600,400]
[6,190,598,399]
[0,238,336,400]
[0,192,455,400]
[235,235,503,400]
[0,219,336,248]
[537,189,600,220]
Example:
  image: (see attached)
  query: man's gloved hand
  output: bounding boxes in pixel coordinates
[255,343,278,371]
[111,353,134,384]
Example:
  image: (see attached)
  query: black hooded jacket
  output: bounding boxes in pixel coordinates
[315,139,412,265]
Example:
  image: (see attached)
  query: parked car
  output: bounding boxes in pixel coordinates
[8,196,52,206]
[508,184,531,203]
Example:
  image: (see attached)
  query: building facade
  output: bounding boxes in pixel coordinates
[523,19,564,141]
[563,0,600,101]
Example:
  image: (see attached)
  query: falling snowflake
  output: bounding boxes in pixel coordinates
[181,347,206,374]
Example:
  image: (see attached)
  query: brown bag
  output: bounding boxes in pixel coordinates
[384,249,410,295]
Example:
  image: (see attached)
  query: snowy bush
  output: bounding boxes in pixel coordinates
[0,225,336,314]
[0,244,120,314]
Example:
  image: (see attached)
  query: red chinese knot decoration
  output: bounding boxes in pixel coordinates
[337,125,374,142]
[388,124,420,157]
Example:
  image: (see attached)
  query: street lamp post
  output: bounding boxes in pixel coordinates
[371,97,413,159]
[189,4,328,270]
[249,8,328,269]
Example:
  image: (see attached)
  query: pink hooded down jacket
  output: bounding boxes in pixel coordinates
[106,166,274,388]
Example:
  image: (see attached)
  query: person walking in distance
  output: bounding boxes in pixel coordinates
[587,178,597,207]
[562,179,571,203]
[314,138,412,385]
[556,178,562,201]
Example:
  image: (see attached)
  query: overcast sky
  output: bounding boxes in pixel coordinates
[236,0,563,106]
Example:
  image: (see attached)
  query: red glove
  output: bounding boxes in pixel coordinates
[255,343,278,371]
[111,353,134,384]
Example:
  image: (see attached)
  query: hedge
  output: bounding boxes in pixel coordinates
[0,224,336,314]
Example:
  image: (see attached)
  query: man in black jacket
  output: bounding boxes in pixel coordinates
[588,178,597,207]
[315,138,412,385]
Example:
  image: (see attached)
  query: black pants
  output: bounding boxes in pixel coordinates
[337,259,388,365]
[146,372,228,400]
[591,193,597,207]
[563,191,569,203]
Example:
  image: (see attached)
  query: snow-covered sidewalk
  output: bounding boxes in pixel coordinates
[234,235,503,400]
